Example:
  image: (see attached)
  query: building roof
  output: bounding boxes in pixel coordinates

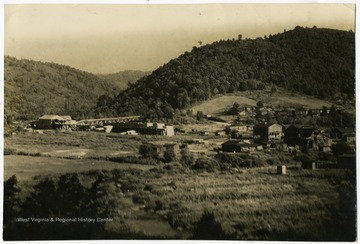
[254,123,280,128]
[61,116,72,121]
[237,143,260,147]
[299,128,317,138]
[222,140,242,146]
[39,115,67,120]
[331,127,355,134]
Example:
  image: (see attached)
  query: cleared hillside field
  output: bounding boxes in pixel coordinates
[191,95,257,114]
[250,89,333,109]
[190,90,334,115]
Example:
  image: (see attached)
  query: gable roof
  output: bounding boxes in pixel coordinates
[222,140,242,146]
[254,123,280,128]
[331,127,355,134]
[39,115,69,121]
[61,116,72,121]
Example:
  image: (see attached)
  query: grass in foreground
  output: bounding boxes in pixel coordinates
[4,164,356,241]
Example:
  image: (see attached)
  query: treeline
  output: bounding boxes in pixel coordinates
[103,26,354,119]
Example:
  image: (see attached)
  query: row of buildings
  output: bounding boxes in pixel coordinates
[231,105,343,118]
[221,122,355,153]
[35,115,174,136]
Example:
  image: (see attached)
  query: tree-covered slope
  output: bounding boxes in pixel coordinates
[4,56,120,122]
[110,26,354,119]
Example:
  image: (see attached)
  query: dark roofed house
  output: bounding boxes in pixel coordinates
[330,127,355,142]
[221,141,242,152]
[284,125,332,150]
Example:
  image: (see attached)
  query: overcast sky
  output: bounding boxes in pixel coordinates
[4,4,355,73]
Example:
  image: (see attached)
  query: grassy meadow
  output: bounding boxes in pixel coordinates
[190,88,335,116]
[3,130,356,240]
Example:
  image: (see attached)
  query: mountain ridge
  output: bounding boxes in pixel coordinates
[4,56,148,122]
[107,26,354,120]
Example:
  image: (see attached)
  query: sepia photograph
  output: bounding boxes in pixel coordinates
[2,2,357,241]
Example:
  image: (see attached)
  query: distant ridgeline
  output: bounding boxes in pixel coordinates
[107,26,354,119]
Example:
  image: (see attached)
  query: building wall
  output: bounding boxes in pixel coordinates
[112,125,174,136]
[37,119,53,129]
[222,144,241,152]
[268,124,283,140]
[165,126,174,136]
[230,125,247,132]
[253,126,268,140]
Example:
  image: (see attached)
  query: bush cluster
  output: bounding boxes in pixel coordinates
[215,153,266,169]
[191,157,220,172]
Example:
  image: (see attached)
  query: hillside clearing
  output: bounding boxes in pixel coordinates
[191,95,257,114]
[191,89,334,115]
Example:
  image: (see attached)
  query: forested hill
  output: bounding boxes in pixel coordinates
[4,56,120,122]
[109,26,354,119]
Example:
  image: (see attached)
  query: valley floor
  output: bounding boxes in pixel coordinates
[3,130,356,241]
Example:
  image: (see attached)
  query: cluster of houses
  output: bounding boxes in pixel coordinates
[228,104,343,123]
[34,113,355,168]
[220,122,355,156]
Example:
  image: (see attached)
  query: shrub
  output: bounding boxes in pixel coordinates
[163,163,182,171]
[167,206,203,230]
[4,148,16,155]
[155,199,169,211]
[216,153,247,168]
[144,184,167,196]
[191,157,220,172]
[11,173,111,240]
[163,147,176,163]
[179,148,195,167]
[120,180,143,193]
[192,211,234,240]
[132,191,152,204]
[3,175,21,240]
[266,158,275,165]
[216,153,266,168]
[139,143,159,159]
